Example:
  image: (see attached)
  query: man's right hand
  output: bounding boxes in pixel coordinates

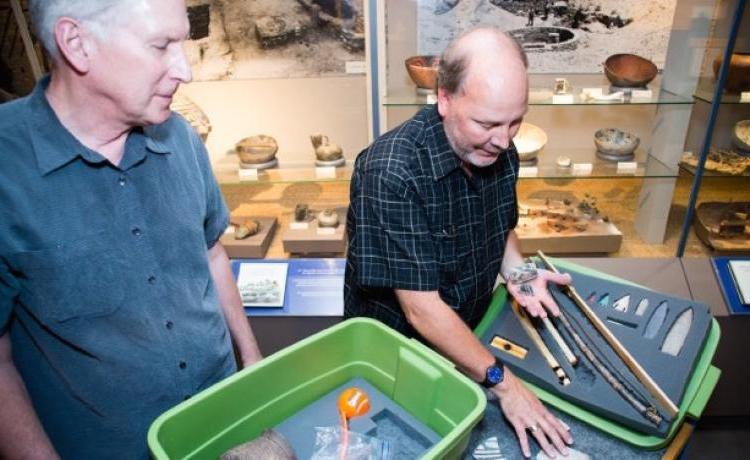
[493,369,573,458]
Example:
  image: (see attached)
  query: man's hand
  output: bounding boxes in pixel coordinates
[494,369,573,458]
[506,269,571,318]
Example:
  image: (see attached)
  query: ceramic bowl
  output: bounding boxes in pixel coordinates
[236,135,278,164]
[733,120,750,152]
[603,54,657,88]
[512,122,548,162]
[405,55,440,91]
[594,128,640,157]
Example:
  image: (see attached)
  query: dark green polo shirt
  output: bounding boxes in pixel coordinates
[0,76,235,459]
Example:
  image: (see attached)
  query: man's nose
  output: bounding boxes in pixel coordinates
[489,125,511,150]
[170,45,192,83]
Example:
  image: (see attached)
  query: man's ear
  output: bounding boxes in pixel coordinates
[53,17,93,73]
[437,87,450,117]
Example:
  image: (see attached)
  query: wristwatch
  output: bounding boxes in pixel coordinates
[480,357,505,388]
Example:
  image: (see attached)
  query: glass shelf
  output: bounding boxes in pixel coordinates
[520,147,677,179]
[213,148,677,185]
[213,155,353,185]
[383,87,693,107]
[679,162,750,178]
[693,86,750,105]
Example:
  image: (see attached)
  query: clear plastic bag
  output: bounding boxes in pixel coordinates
[311,426,391,460]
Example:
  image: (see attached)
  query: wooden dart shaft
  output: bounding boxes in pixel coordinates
[511,300,570,386]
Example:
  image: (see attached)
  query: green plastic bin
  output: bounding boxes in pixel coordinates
[148,317,486,459]
[474,258,721,450]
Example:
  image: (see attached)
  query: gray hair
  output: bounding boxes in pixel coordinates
[438,28,528,95]
[28,0,129,60]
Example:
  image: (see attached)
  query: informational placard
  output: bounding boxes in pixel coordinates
[572,163,593,175]
[518,166,538,177]
[290,222,310,230]
[552,94,575,104]
[729,260,750,305]
[617,162,638,174]
[232,259,345,317]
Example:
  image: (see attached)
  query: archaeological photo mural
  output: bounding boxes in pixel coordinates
[418,0,679,73]
[184,0,365,81]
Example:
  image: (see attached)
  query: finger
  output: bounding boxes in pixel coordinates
[545,271,572,285]
[530,421,557,459]
[538,292,561,316]
[513,422,532,458]
[538,418,569,456]
[525,298,546,318]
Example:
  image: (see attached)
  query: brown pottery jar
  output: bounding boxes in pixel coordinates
[713,53,750,93]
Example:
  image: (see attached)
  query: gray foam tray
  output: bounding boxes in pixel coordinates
[481,266,712,436]
[275,377,441,459]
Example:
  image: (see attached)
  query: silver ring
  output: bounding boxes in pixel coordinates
[528,424,539,433]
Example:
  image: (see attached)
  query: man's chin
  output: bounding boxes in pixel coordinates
[468,152,500,168]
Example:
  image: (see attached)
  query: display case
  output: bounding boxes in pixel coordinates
[376,0,719,257]
[676,0,750,256]
[175,0,374,258]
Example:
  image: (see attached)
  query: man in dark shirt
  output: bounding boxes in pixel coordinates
[346,28,573,458]
[0,1,261,458]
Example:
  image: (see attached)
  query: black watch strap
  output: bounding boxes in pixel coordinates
[480,356,505,388]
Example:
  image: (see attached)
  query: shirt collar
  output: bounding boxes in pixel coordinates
[27,75,172,176]
[421,104,462,180]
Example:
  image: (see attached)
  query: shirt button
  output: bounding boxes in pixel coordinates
[165,321,174,330]
[148,275,157,284]
[131,227,142,236]
[118,176,126,186]
[179,361,187,369]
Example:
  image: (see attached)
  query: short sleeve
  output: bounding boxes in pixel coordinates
[188,127,229,249]
[351,168,438,291]
[0,257,18,335]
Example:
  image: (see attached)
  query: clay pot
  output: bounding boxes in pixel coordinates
[405,55,440,91]
[603,54,657,88]
[235,135,278,165]
[512,122,547,162]
[317,209,340,228]
[594,128,640,157]
[310,134,343,162]
[713,53,750,93]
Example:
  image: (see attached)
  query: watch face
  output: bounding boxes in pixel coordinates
[487,365,503,385]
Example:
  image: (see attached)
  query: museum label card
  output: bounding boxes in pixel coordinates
[425,94,438,104]
[518,166,538,177]
[238,168,258,181]
[315,166,337,179]
[290,222,309,230]
[728,260,750,305]
[316,227,336,236]
[617,161,638,173]
[631,89,653,100]
[345,60,367,74]
[741,92,750,103]
[552,94,574,104]
[224,225,235,235]
[572,163,593,175]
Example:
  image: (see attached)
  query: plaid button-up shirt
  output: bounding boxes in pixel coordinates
[344,104,519,337]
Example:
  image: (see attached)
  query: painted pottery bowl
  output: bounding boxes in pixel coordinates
[713,53,750,93]
[236,135,278,164]
[405,55,440,91]
[512,122,548,162]
[733,120,750,152]
[594,128,640,156]
[603,54,657,88]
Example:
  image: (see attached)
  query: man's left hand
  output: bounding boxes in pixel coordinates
[506,269,572,317]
